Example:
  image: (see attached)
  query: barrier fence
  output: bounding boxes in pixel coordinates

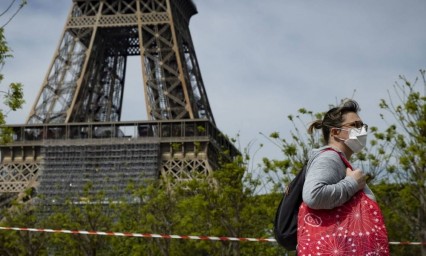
[1,227,425,246]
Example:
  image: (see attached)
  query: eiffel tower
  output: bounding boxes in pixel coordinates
[0,0,238,205]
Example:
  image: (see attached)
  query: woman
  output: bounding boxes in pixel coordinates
[303,99,373,209]
[297,99,389,255]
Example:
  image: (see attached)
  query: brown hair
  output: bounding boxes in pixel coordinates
[307,99,361,144]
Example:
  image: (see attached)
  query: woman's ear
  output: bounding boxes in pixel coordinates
[330,127,340,136]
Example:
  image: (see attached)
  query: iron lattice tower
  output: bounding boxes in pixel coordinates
[0,0,237,205]
[27,0,214,124]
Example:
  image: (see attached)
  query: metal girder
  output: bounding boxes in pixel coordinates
[0,0,237,199]
[0,120,239,195]
[26,0,214,124]
[0,162,40,192]
[161,157,210,180]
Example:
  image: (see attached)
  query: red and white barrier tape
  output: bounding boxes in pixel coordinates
[0,227,425,245]
[0,227,274,242]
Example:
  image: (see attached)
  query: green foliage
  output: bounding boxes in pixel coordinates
[0,43,422,254]
[0,126,13,144]
[0,198,49,255]
[111,179,178,255]
[376,70,426,254]
[370,182,420,255]
[3,82,24,111]
[262,73,425,254]
[261,109,325,193]
[0,29,12,64]
[0,25,25,141]
[194,141,201,152]
[171,142,182,152]
[196,125,206,134]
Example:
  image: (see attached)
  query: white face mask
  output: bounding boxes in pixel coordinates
[341,126,368,153]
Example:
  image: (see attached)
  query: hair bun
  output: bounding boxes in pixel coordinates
[307,120,323,134]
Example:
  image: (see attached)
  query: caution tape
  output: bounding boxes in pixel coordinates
[0,227,425,245]
[0,227,274,242]
[389,241,426,246]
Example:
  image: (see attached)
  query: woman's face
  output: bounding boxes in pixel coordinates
[337,112,364,139]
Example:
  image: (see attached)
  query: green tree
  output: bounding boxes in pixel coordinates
[261,90,425,255]
[371,182,420,255]
[376,70,426,255]
[111,146,281,256]
[0,1,27,141]
[330,72,426,255]
[0,192,49,255]
[46,183,117,256]
[171,154,277,256]
[0,36,24,142]
[112,179,178,256]
[261,109,323,194]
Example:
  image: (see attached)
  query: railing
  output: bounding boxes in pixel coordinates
[0,119,239,156]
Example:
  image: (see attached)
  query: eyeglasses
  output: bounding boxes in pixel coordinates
[341,121,368,131]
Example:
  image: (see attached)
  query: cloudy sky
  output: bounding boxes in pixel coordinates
[1,0,425,162]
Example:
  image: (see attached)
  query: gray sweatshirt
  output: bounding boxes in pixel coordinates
[302,146,376,210]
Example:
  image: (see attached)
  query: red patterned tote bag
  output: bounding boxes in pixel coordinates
[297,191,389,255]
[297,152,389,255]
